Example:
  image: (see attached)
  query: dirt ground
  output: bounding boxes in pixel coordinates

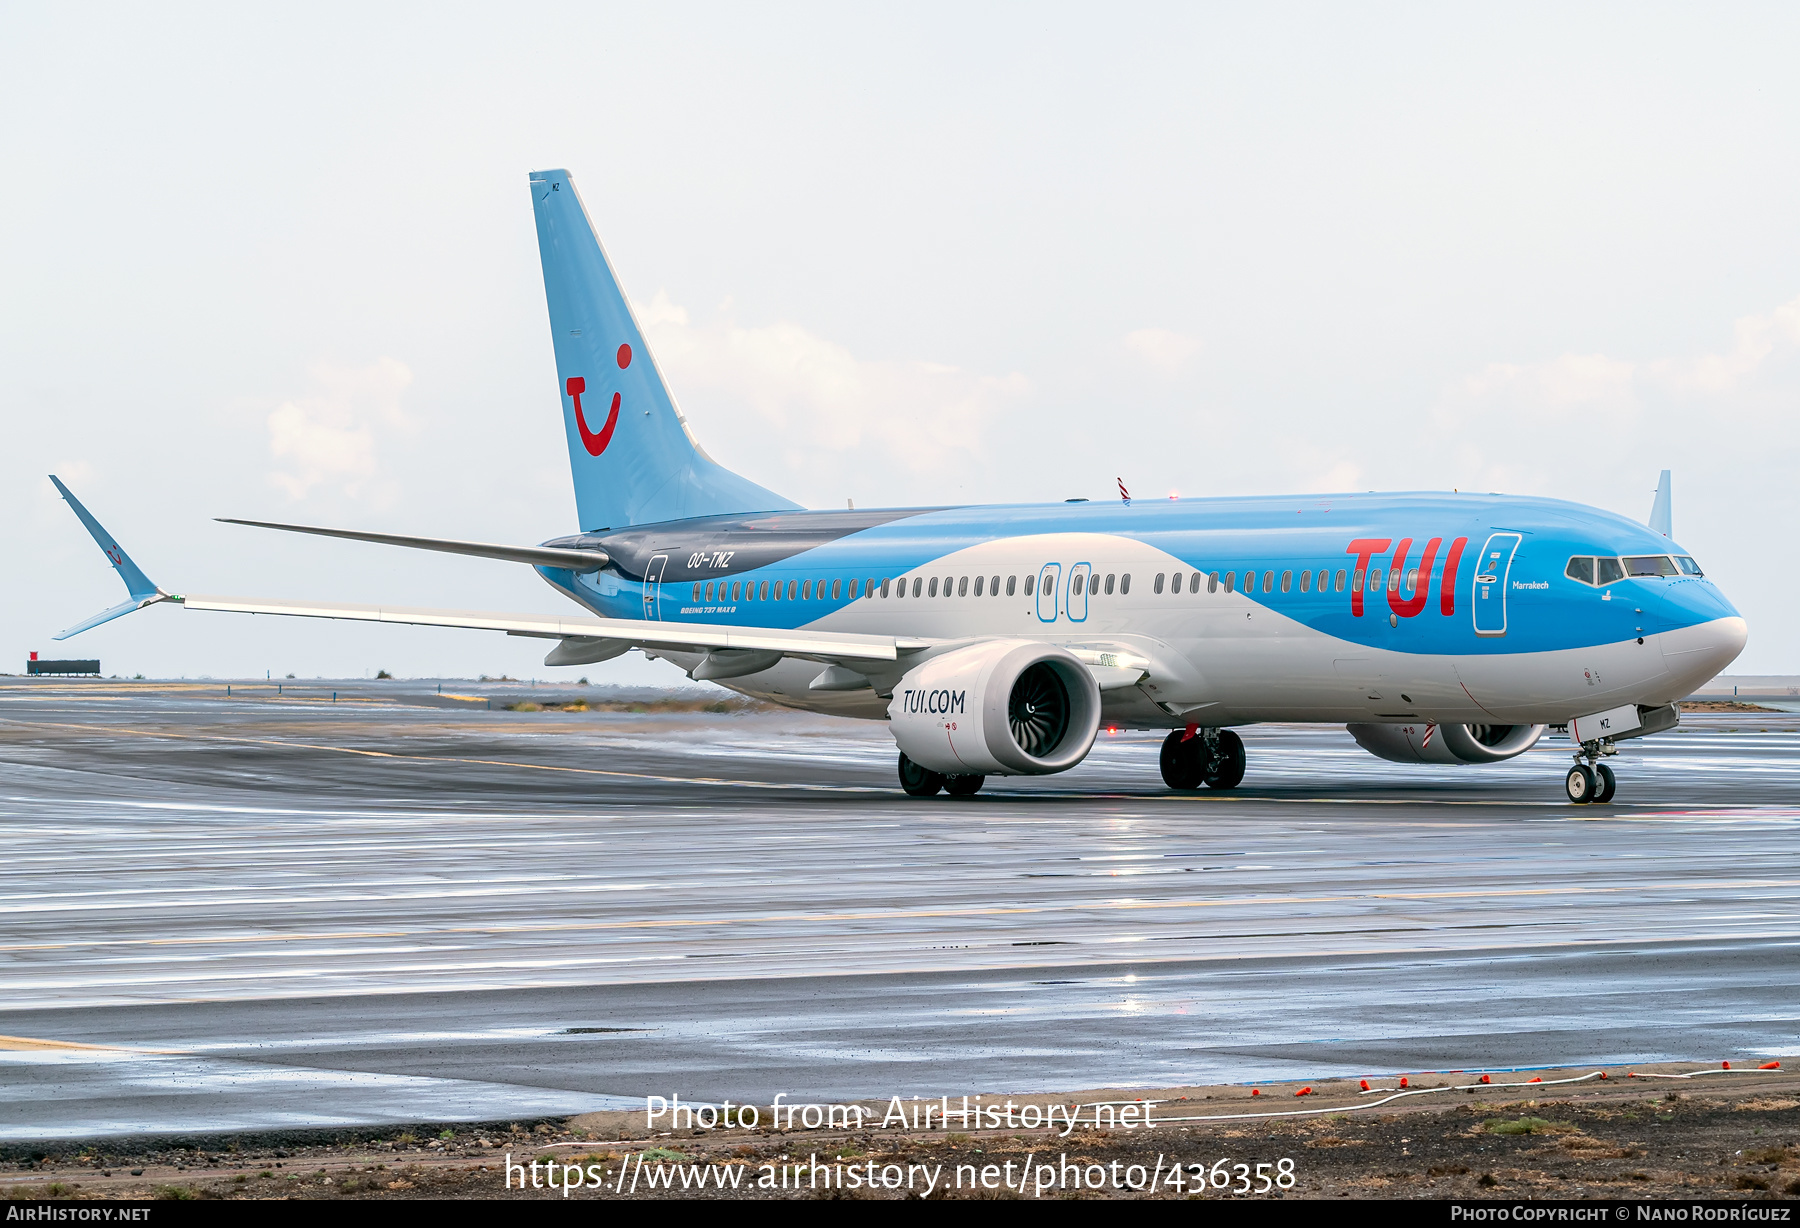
[5,1064,1797,1201]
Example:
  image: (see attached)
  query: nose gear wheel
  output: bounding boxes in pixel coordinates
[1593,761,1616,803]
[1565,763,1596,803]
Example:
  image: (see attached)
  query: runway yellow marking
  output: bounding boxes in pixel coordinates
[0,1034,184,1055]
[0,1034,115,1051]
[1,877,1795,954]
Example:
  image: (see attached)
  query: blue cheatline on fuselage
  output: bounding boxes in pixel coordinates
[536,490,1738,658]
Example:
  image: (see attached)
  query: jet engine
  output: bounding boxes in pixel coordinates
[889,640,1101,776]
[1347,722,1546,765]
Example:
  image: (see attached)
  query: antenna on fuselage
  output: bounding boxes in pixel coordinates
[1648,470,1672,538]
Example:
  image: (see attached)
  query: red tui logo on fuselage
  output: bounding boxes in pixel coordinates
[1345,536,1470,618]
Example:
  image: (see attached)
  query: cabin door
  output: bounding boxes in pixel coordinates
[643,554,668,620]
[1036,562,1061,622]
[1471,533,1521,636]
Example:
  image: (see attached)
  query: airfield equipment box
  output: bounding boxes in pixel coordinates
[26,659,100,676]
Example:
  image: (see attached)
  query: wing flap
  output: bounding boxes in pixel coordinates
[177,593,911,663]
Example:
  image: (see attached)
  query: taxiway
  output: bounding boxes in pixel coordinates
[1,679,1795,1138]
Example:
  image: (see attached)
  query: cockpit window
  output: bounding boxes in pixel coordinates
[1624,555,1678,578]
[1595,557,1625,584]
[1565,556,1595,585]
[1674,555,1703,576]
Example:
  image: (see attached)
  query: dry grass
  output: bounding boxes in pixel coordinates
[1482,1116,1580,1136]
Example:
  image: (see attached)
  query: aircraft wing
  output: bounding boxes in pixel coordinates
[176,592,927,665]
[50,476,930,677]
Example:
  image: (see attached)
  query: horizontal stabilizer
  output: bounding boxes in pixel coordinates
[217,519,611,572]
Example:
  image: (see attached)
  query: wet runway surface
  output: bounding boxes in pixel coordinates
[2,679,1797,1138]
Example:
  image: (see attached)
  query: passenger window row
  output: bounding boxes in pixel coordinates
[688,577,878,603]
[1067,573,1131,596]
[891,574,1015,598]
[1153,569,1351,596]
[890,573,1133,598]
[689,572,1153,604]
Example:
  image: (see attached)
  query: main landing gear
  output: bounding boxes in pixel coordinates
[1565,741,1618,804]
[898,752,984,798]
[1160,727,1246,791]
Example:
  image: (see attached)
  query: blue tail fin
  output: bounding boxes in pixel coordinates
[530,169,800,531]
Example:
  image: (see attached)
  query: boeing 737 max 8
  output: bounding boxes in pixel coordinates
[49,169,1748,805]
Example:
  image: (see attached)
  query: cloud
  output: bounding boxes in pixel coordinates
[265,358,414,503]
[1650,293,1800,395]
[637,293,1031,494]
[1422,291,1800,498]
[1123,327,1200,372]
[1451,352,1640,423]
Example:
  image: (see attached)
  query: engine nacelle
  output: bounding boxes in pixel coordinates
[889,640,1101,776]
[1348,722,1546,765]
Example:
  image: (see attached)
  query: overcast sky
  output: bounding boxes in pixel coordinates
[4,3,1797,683]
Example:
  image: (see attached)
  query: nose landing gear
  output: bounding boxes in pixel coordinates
[1565,741,1618,804]
[1160,727,1246,791]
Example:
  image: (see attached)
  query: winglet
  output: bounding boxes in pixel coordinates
[49,475,175,639]
[1648,469,1672,538]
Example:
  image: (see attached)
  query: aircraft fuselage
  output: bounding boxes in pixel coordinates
[536,489,1746,728]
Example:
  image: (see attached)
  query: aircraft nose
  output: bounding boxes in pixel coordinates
[1660,615,1748,695]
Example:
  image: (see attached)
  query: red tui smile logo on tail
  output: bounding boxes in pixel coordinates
[568,343,633,456]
